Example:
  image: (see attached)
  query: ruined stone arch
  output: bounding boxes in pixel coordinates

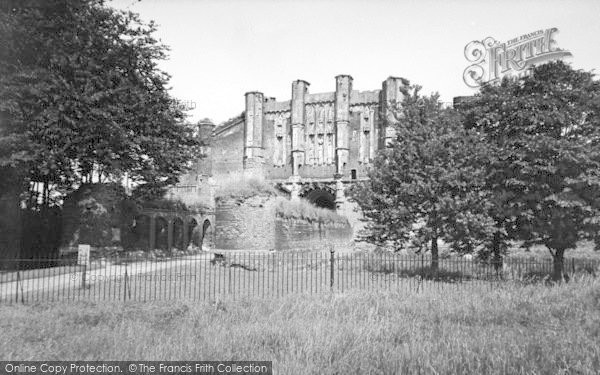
[172,217,185,251]
[299,183,336,210]
[201,218,214,249]
[131,214,151,249]
[187,217,199,248]
[154,216,168,250]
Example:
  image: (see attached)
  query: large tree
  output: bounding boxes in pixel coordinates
[0,0,200,204]
[349,87,495,269]
[461,61,600,281]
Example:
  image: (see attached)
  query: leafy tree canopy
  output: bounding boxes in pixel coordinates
[460,61,600,280]
[0,0,201,201]
[349,86,495,268]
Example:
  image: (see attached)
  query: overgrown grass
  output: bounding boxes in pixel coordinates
[274,197,348,225]
[212,173,349,224]
[2,278,599,374]
[165,190,212,210]
[213,173,277,200]
[508,240,600,260]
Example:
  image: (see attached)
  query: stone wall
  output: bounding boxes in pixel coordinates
[211,116,245,177]
[215,196,353,251]
[274,218,353,251]
[214,196,276,250]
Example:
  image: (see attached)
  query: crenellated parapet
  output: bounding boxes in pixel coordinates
[191,75,409,195]
[234,75,409,180]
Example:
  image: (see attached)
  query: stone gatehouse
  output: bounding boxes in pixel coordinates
[174,75,407,218]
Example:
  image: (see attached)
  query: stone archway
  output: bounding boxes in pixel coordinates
[187,218,198,249]
[132,214,151,249]
[172,217,184,251]
[302,188,336,210]
[155,217,168,250]
[201,219,213,250]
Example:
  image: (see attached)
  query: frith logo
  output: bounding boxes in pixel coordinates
[171,99,197,111]
[463,27,572,88]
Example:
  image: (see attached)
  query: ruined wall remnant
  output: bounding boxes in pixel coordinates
[215,195,353,251]
[274,218,353,251]
[215,195,276,250]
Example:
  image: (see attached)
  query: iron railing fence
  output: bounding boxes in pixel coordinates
[1,251,598,304]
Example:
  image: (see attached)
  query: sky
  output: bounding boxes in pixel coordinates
[110,0,600,124]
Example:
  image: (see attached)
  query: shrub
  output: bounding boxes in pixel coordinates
[363,256,468,282]
[141,198,189,211]
[274,197,348,225]
[214,173,276,200]
[61,183,131,248]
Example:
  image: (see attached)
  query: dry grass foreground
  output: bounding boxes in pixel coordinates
[1,277,599,374]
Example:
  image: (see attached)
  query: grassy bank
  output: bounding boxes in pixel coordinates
[213,173,276,200]
[1,277,599,374]
[274,196,348,224]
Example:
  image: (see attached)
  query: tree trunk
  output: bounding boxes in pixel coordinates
[42,181,49,206]
[431,236,439,270]
[552,248,565,282]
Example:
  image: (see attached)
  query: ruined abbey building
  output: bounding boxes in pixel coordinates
[175,75,409,221]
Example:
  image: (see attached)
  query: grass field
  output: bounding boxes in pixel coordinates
[1,276,599,374]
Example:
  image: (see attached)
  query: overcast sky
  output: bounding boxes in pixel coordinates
[110,0,600,124]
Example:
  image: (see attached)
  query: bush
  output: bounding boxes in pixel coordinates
[214,173,276,200]
[61,183,132,248]
[140,198,189,211]
[274,197,348,225]
[363,256,468,282]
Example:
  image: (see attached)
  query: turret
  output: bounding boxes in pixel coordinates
[243,91,264,173]
[380,76,409,147]
[197,118,215,141]
[334,74,353,176]
[291,80,309,175]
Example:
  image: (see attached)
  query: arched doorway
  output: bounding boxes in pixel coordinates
[155,217,168,250]
[201,219,213,250]
[131,215,150,250]
[172,217,184,251]
[187,218,198,249]
[303,188,336,210]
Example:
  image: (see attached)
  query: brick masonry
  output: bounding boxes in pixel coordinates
[215,196,353,251]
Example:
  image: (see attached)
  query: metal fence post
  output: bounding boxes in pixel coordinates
[330,246,335,291]
[15,266,20,304]
[123,263,129,302]
[81,264,87,289]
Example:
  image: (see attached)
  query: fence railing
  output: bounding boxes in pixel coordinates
[1,251,598,304]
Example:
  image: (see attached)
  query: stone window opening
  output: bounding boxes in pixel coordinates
[272,114,287,167]
[326,133,334,165]
[307,134,315,165]
[274,135,285,167]
[317,134,324,165]
[363,129,371,163]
